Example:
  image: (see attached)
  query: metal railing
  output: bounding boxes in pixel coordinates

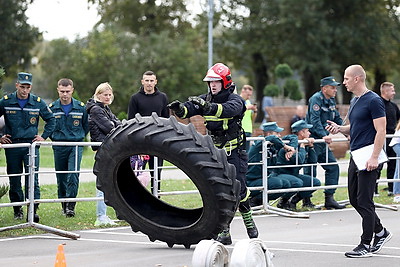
[0,136,399,238]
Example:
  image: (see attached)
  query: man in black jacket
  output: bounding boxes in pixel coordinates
[128,71,169,193]
[378,82,400,196]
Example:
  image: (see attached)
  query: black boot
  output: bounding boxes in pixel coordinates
[216,228,232,245]
[66,202,76,217]
[302,197,315,208]
[27,204,40,223]
[325,194,345,209]
[33,204,40,223]
[288,194,302,211]
[277,197,290,209]
[239,198,259,239]
[61,202,67,215]
[240,210,259,238]
[13,206,23,220]
[249,196,262,207]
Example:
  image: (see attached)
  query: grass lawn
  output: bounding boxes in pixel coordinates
[0,146,398,238]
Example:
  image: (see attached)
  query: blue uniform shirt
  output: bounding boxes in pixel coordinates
[247,134,298,181]
[0,92,55,141]
[49,98,89,141]
[306,91,343,138]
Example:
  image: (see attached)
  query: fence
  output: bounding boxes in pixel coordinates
[0,136,398,239]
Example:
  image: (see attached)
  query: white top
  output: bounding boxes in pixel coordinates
[389,129,400,147]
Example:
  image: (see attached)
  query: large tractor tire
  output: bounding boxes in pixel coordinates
[94,113,240,248]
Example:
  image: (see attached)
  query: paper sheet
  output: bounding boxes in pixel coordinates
[350,144,388,171]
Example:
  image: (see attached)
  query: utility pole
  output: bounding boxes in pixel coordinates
[208,0,214,68]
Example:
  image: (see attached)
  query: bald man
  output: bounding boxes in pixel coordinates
[326,65,392,258]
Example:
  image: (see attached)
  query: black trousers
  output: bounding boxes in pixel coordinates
[147,155,163,193]
[348,158,384,244]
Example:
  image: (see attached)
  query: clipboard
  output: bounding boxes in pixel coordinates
[350,144,388,171]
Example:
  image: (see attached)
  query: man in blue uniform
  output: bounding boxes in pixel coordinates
[0,72,55,222]
[274,120,321,210]
[49,78,89,217]
[246,122,298,206]
[168,63,258,245]
[305,76,345,209]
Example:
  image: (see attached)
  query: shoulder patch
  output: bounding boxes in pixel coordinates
[80,102,84,106]
[312,104,320,111]
[37,97,41,102]
[49,103,53,107]
[4,95,8,100]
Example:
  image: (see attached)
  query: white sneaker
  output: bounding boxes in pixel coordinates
[94,215,117,226]
[393,195,400,203]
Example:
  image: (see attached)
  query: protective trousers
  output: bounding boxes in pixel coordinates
[348,158,383,244]
[304,142,339,195]
[227,148,248,200]
[5,146,40,202]
[53,146,83,199]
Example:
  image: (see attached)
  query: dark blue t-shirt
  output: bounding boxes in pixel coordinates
[349,91,385,151]
[61,103,73,116]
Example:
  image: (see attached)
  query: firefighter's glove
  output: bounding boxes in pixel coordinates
[167,100,185,117]
[188,96,212,114]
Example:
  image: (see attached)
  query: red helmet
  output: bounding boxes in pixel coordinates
[203,63,232,89]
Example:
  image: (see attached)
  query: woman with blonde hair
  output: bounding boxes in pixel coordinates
[389,120,400,203]
[86,82,121,226]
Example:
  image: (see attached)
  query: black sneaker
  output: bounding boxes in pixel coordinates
[371,228,392,253]
[216,229,232,245]
[345,244,372,258]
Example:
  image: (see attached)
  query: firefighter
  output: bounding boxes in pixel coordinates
[168,63,258,245]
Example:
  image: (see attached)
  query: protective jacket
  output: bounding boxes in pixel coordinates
[49,98,89,141]
[306,91,342,139]
[0,92,55,141]
[86,98,121,146]
[182,84,246,151]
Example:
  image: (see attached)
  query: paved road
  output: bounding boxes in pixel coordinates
[0,207,398,266]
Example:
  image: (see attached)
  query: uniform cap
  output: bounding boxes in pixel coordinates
[262,122,284,132]
[17,72,32,85]
[320,76,340,87]
[291,120,313,133]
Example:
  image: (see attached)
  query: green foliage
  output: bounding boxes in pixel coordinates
[0,0,41,75]
[36,25,208,113]
[0,66,5,93]
[216,0,400,104]
[117,111,127,121]
[284,79,302,100]
[275,64,293,79]
[0,184,9,199]
[264,84,280,97]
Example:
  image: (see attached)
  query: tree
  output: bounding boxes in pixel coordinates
[215,0,400,105]
[0,0,41,77]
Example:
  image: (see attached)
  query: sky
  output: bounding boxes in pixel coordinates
[26,0,205,41]
[26,0,100,41]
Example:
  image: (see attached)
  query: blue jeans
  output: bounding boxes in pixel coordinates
[392,143,400,195]
[96,189,107,217]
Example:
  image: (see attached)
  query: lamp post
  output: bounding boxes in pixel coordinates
[208,0,214,68]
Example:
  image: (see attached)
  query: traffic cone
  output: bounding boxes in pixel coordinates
[54,244,66,267]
